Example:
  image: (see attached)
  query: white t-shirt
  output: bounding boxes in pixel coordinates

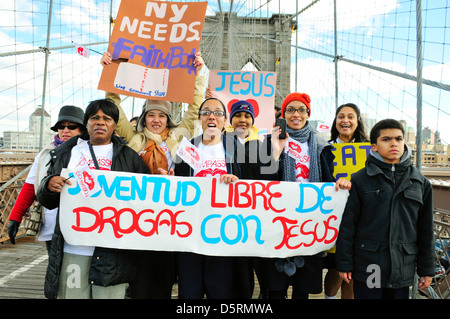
[193,142,227,178]
[237,136,246,145]
[68,139,113,171]
[25,146,58,242]
[294,141,310,182]
[285,139,311,183]
[64,139,113,256]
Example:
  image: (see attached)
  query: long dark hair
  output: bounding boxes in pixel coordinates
[329,103,369,143]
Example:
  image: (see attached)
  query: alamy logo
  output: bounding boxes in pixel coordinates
[66,264,81,289]
[366,264,381,288]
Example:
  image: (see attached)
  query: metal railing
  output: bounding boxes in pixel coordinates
[0,167,30,243]
[424,208,450,299]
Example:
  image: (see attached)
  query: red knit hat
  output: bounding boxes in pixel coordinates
[281,92,311,117]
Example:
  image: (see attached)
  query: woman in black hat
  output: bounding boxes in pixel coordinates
[8,105,86,250]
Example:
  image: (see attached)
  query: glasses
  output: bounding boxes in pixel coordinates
[285,107,308,114]
[56,124,79,130]
[199,110,225,117]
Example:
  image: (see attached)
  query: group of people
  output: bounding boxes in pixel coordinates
[8,51,435,300]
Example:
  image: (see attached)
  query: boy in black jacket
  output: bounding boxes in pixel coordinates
[335,119,435,299]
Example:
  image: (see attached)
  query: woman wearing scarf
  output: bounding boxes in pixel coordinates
[100,51,205,299]
[8,105,86,250]
[258,92,350,299]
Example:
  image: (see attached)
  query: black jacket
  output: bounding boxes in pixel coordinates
[37,134,149,299]
[335,152,435,288]
[174,134,272,299]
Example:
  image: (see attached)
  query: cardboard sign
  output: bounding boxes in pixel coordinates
[208,70,277,135]
[59,169,349,258]
[331,142,371,180]
[98,0,207,104]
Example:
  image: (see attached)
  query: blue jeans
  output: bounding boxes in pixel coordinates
[353,280,410,299]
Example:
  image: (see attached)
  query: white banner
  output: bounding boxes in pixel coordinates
[59,169,349,258]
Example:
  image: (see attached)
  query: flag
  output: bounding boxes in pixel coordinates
[73,164,101,198]
[74,42,90,58]
[176,137,203,170]
[317,123,331,132]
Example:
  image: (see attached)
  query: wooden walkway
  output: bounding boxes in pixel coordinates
[0,236,433,300]
[0,236,47,299]
[0,235,334,299]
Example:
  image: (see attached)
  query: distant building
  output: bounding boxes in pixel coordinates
[2,108,53,150]
[411,144,450,166]
[399,120,416,145]
[435,152,450,165]
[362,118,449,166]
[361,113,376,137]
[423,126,434,145]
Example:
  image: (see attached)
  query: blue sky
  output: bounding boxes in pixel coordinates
[0,0,448,145]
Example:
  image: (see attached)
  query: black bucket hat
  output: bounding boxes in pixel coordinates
[51,105,85,131]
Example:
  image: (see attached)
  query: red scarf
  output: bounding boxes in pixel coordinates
[140,128,170,174]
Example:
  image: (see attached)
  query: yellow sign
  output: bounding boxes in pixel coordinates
[328,142,371,253]
[331,142,372,181]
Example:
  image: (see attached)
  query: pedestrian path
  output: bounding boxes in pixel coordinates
[0,236,425,300]
[0,236,47,299]
[0,236,335,299]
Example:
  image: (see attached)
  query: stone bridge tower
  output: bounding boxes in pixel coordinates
[200,12,296,108]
